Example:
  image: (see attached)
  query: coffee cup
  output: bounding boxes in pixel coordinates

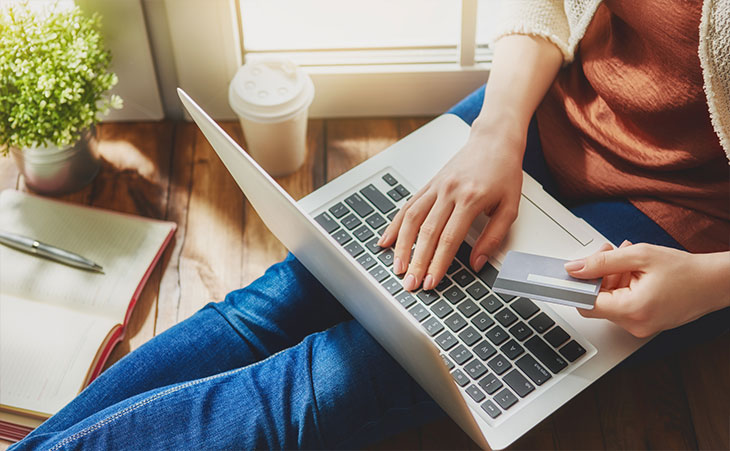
[228,58,315,177]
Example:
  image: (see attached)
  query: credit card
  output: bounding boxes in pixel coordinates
[493,251,601,309]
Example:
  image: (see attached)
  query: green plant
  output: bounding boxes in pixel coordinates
[0,2,122,154]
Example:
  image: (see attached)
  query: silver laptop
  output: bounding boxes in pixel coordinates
[178,88,649,450]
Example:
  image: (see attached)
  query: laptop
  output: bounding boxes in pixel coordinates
[177,88,649,450]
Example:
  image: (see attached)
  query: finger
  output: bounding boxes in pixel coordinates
[564,245,646,279]
[577,288,630,322]
[470,200,518,271]
[597,243,623,290]
[402,200,454,290]
[391,193,436,282]
[378,187,427,247]
[422,205,478,290]
[608,240,633,289]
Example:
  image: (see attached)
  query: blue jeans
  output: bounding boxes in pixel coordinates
[13,86,726,450]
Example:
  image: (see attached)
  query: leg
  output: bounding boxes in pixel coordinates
[14,320,442,450]
[23,253,350,441]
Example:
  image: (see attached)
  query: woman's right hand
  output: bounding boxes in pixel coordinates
[378,121,526,291]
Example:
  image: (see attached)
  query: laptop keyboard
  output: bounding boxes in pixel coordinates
[313,171,593,423]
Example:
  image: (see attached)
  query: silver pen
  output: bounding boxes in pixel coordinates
[0,230,104,273]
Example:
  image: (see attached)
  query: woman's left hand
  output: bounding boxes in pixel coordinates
[564,242,730,338]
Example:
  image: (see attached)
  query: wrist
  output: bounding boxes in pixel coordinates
[470,111,527,156]
[693,251,730,311]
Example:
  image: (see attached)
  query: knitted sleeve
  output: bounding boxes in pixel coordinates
[489,0,603,64]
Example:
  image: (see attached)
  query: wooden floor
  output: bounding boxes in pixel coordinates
[1,119,728,450]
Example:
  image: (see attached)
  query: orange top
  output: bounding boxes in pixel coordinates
[536,0,730,253]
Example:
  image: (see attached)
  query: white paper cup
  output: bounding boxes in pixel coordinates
[228,58,314,177]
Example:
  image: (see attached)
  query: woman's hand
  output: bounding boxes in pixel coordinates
[378,124,525,292]
[566,242,730,338]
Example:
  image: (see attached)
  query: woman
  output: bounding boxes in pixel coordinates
[13,0,730,449]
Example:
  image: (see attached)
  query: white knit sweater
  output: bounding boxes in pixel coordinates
[493,0,730,163]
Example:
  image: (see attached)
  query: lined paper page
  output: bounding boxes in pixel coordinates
[0,294,116,415]
[0,190,174,322]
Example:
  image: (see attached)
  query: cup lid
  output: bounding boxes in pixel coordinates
[229,58,314,123]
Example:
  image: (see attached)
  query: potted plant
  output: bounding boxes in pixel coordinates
[0,2,122,195]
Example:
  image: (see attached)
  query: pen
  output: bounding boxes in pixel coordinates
[0,230,104,273]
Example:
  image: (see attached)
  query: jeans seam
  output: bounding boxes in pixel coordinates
[46,366,247,451]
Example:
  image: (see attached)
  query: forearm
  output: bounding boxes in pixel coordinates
[472,34,563,143]
[695,251,730,311]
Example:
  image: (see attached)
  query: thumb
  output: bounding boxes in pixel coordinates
[565,245,644,279]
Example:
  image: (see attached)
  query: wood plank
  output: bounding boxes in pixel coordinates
[680,333,730,450]
[551,386,605,450]
[326,118,400,181]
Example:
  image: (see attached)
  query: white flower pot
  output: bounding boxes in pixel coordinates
[11,127,100,195]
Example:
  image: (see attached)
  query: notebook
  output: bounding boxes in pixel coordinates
[0,189,176,441]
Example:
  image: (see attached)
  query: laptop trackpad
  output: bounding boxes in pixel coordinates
[468,194,592,264]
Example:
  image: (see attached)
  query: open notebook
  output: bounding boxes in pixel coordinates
[0,189,176,441]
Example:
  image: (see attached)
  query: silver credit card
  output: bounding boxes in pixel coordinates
[493,251,601,309]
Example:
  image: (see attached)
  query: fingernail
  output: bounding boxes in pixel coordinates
[394,256,404,274]
[404,274,416,291]
[377,233,387,246]
[564,259,585,272]
[423,274,434,290]
[474,254,487,272]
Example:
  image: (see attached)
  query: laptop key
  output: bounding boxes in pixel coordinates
[422,317,445,337]
[430,300,453,319]
[387,209,399,221]
[515,354,552,385]
[485,326,509,345]
[494,388,519,410]
[465,281,488,300]
[344,241,364,258]
[473,340,497,361]
[360,184,395,214]
[466,385,486,403]
[447,260,461,275]
[409,304,430,322]
[444,313,468,332]
[471,312,495,331]
[487,354,512,375]
[443,286,466,304]
[451,369,469,387]
[353,225,374,242]
[314,212,339,233]
[387,188,403,202]
[480,294,503,314]
[416,290,439,305]
[498,293,517,303]
[356,253,377,270]
[436,331,458,351]
[476,262,499,287]
[369,265,390,283]
[378,248,395,266]
[525,336,568,373]
[329,202,350,218]
[495,307,518,327]
[382,173,398,186]
[364,237,384,254]
[365,213,387,229]
[455,242,472,265]
[345,193,374,217]
[478,373,503,395]
[440,354,455,370]
[509,321,534,342]
[464,359,488,380]
[500,339,525,360]
[453,269,475,287]
[395,291,417,309]
[331,229,352,246]
[480,400,502,419]
[341,213,362,230]
[434,276,452,292]
[545,326,570,348]
[511,297,539,319]
[449,344,473,365]
[457,299,479,318]
[458,326,481,346]
[394,184,410,198]
[381,277,403,295]
[559,340,587,362]
[503,369,535,398]
[528,312,555,334]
